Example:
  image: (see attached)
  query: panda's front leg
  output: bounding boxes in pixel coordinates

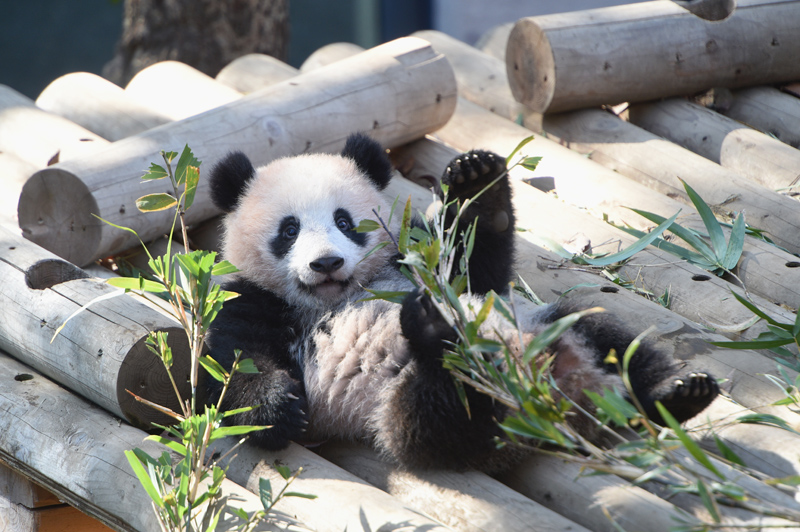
[440,150,516,295]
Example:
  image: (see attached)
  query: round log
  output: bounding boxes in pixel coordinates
[434,98,800,312]
[541,108,800,255]
[414,30,526,122]
[316,440,592,532]
[506,0,800,113]
[215,53,298,93]
[18,37,458,266]
[721,86,800,149]
[36,73,171,142]
[300,42,365,72]
[628,98,800,192]
[0,153,37,231]
[125,60,242,120]
[0,227,190,429]
[222,441,448,532]
[0,86,108,168]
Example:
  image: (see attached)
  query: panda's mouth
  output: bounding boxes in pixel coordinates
[301,277,351,299]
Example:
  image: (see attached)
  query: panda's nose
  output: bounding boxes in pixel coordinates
[310,256,344,273]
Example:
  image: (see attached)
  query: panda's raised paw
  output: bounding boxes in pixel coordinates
[651,372,719,424]
[442,150,506,198]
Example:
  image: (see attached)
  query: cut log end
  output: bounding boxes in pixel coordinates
[18,167,101,265]
[506,18,556,114]
[25,259,90,290]
[116,326,194,429]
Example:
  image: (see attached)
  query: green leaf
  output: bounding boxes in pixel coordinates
[208,424,269,442]
[175,144,201,186]
[142,163,168,181]
[355,219,382,233]
[522,308,602,364]
[696,479,721,523]
[144,435,188,456]
[712,435,745,466]
[709,337,793,350]
[235,357,259,374]
[284,491,318,500]
[721,212,745,271]
[259,477,272,509]
[274,464,292,480]
[125,450,164,508]
[183,164,199,210]
[136,193,178,212]
[359,288,409,304]
[655,401,724,480]
[211,260,239,276]
[629,208,716,260]
[736,413,800,434]
[398,197,413,253]
[520,156,542,172]
[199,355,228,382]
[680,178,726,260]
[505,135,535,166]
[107,275,168,294]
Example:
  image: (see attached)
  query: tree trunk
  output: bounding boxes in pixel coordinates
[103,0,289,87]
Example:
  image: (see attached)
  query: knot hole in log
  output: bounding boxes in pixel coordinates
[670,0,736,21]
[25,259,90,290]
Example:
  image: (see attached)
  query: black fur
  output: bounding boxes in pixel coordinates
[334,208,367,247]
[209,151,256,212]
[441,150,516,295]
[340,133,392,191]
[205,278,308,449]
[270,216,300,259]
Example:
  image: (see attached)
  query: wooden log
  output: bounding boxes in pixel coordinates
[0,86,108,168]
[0,352,299,532]
[18,37,458,266]
[0,152,37,232]
[300,42,366,72]
[221,441,448,532]
[36,73,171,141]
[124,60,242,120]
[215,53,298,93]
[0,493,36,531]
[540,108,800,255]
[628,98,800,192]
[315,441,592,532]
[0,227,191,429]
[474,22,512,61]
[413,30,526,122]
[506,0,800,113]
[0,462,61,509]
[720,86,800,149]
[434,98,800,313]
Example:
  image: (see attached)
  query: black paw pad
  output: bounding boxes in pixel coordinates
[442,150,506,195]
[400,290,458,363]
[655,372,719,424]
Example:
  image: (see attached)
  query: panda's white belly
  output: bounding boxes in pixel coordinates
[302,296,412,442]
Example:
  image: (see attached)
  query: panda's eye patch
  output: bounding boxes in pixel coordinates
[270,216,300,258]
[334,208,367,247]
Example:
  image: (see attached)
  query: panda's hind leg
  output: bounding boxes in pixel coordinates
[441,150,515,295]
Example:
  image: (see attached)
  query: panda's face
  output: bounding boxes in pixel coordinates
[222,154,393,309]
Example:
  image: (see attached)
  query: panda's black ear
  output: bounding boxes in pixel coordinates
[341,133,392,191]
[210,151,256,212]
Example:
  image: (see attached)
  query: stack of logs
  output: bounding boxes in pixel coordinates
[2,0,800,530]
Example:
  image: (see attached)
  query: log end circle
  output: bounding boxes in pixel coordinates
[117,327,195,429]
[18,167,101,267]
[506,17,556,114]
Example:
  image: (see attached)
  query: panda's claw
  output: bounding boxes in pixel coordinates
[648,371,719,425]
[287,393,299,400]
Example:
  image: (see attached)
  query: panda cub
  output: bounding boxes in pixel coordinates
[206,133,719,472]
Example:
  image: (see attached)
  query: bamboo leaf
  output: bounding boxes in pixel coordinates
[208,424,269,442]
[199,355,228,382]
[211,260,239,276]
[520,156,542,172]
[259,477,272,509]
[136,193,178,213]
[680,178,727,260]
[721,212,745,271]
[144,435,188,456]
[655,401,724,480]
[183,165,199,210]
[125,450,165,508]
[141,163,168,181]
[175,144,201,186]
[505,135,535,166]
[696,479,722,523]
[629,208,716,260]
[50,289,125,343]
[355,219,382,233]
[712,435,745,466]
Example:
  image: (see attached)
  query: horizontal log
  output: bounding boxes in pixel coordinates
[124,61,242,120]
[434,98,800,312]
[300,42,366,72]
[215,53,298,93]
[475,22,512,61]
[36,73,171,141]
[541,107,800,255]
[721,86,800,149]
[0,227,190,429]
[0,152,36,231]
[0,352,299,532]
[221,441,448,532]
[506,0,800,113]
[0,86,108,168]
[18,37,457,267]
[628,98,800,192]
[315,441,591,532]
